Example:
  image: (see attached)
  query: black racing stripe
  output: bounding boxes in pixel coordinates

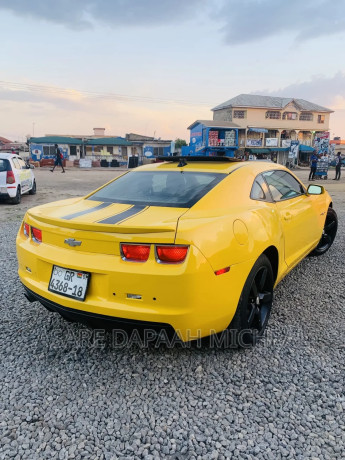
[62,202,112,220]
[98,205,147,224]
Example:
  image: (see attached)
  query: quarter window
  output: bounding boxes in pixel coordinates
[263,170,304,201]
[250,174,269,201]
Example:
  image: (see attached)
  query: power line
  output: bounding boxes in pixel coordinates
[0,80,214,108]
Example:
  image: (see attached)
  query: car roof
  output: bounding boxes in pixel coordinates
[138,159,287,175]
[0,153,18,159]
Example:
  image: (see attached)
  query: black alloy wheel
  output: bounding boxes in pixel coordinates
[310,207,338,256]
[228,254,274,347]
[29,180,36,195]
[11,185,21,205]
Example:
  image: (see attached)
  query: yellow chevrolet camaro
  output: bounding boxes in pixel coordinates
[16,157,337,346]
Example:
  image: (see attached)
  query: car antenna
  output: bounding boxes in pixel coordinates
[177,157,187,167]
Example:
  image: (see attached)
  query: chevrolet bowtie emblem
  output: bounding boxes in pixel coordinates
[64,238,82,247]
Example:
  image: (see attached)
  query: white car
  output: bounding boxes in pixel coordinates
[0,153,36,204]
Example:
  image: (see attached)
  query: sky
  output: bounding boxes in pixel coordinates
[0,0,345,142]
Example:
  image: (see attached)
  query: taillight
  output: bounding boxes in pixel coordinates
[121,243,150,262]
[156,245,189,263]
[6,171,15,184]
[31,227,42,243]
[23,222,30,237]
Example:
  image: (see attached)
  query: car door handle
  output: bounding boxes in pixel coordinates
[284,212,292,221]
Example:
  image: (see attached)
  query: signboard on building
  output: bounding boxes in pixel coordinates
[246,139,262,147]
[282,139,292,148]
[143,146,154,158]
[266,138,278,147]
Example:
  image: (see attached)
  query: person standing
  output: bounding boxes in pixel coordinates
[334,152,342,180]
[50,144,65,173]
[309,151,318,181]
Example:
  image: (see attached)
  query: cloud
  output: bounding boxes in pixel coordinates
[256,72,345,109]
[218,0,345,45]
[0,0,204,29]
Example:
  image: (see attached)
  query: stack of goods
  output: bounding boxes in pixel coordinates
[209,131,219,147]
[224,130,235,147]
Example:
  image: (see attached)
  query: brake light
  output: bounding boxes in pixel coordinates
[121,244,150,262]
[31,227,42,243]
[6,170,15,184]
[23,222,30,237]
[156,245,189,263]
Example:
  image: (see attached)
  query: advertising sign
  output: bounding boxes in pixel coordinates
[246,139,262,147]
[281,139,292,148]
[266,138,278,147]
[289,140,299,159]
[143,146,154,158]
[314,132,330,155]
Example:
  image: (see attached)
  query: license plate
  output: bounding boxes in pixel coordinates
[48,266,90,301]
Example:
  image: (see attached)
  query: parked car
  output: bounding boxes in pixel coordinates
[0,153,36,204]
[17,156,337,346]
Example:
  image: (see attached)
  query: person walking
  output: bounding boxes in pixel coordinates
[334,152,342,180]
[50,144,65,173]
[309,151,318,181]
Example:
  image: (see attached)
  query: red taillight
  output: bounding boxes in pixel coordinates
[31,227,42,243]
[215,267,230,276]
[156,245,189,263]
[23,222,30,237]
[121,244,150,262]
[6,171,15,184]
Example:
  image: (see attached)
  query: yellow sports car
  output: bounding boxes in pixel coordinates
[16,157,337,346]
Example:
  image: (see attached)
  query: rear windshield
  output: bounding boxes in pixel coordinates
[88,171,227,208]
[0,159,11,172]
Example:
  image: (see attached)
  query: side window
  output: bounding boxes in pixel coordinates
[250,174,268,201]
[18,159,26,169]
[0,159,10,172]
[263,170,304,201]
[12,158,21,170]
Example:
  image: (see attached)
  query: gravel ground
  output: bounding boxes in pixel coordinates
[0,169,344,459]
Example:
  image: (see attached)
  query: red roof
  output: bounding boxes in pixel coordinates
[0,136,13,144]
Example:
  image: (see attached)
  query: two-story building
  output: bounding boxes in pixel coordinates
[212,94,333,163]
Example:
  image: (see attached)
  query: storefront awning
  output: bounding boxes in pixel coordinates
[248,128,269,133]
[248,148,270,154]
[299,144,314,152]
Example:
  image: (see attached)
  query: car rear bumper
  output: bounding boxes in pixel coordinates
[17,227,254,341]
[0,186,16,198]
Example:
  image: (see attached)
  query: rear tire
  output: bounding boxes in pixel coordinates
[11,185,21,204]
[29,180,36,195]
[309,207,337,256]
[227,254,274,347]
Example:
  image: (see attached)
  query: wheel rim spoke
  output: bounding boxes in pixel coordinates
[257,267,268,290]
[250,280,258,298]
[247,303,257,327]
[325,220,336,233]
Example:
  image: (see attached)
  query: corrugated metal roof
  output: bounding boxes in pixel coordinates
[87,137,132,146]
[188,120,240,130]
[212,94,333,113]
[28,136,82,145]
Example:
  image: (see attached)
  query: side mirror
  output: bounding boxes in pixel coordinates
[307,184,324,195]
[26,164,30,169]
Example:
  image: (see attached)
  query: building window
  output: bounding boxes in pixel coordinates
[283,112,297,120]
[318,115,325,124]
[233,110,246,119]
[43,145,56,156]
[299,112,313,121]
[265,111,281,119]
[153,147,164,156]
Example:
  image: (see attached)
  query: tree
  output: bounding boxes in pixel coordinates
[175,138,187,149]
